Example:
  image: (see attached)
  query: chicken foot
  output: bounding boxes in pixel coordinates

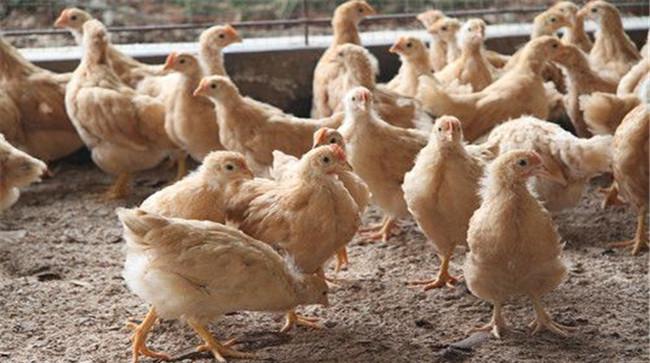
[127,307,171,363]
[359,216,399,242]
[408,254,460,290]
[528,297,575,337]
[468,303,507,339]
[609,206,649,255]
[280,309,322,333]
[188,320,256,362]
[334,247,349,272]
[103,173,131,200]
[175,152,188,182]
[598,182,625,209]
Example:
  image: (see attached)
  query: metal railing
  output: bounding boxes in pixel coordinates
[1,1,648,47]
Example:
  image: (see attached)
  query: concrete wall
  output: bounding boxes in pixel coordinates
[31,28,648,118]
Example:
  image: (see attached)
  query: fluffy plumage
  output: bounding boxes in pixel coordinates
[551,1,593,52]
[0,134,47,211]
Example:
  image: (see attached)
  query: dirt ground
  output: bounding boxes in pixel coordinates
[0,157,648,363]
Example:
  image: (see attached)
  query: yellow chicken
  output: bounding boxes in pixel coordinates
[416,10,447,71]
[226,145,360,332]
[551,1,593,52]
[609,104,649,255]
[162,53,224,178]
[194,75,343,176]
[140,151,253,222]
[435,22,494,91]
[578,1,641,80]
[617,58,649,96]
[312,0,376,118]
[550,42,618,136]
[0,134,47,212]
[403,116,483,290]
[483,116,612,211]
[417,36,564,141]
[386,36,433,97]
[580,92,641,135]
[65,20,174,199]
[271,128,370,272]
[198,24,242,76]
[339,87,427,242]
[334,43,433,130]
[464,150,572,338]
[119,208,328,363]
[428,17,462,66]
[0,36,83,162]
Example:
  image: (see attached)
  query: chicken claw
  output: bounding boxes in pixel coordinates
[359,217,398,242]
[334,247,349,272]
[280,310,322,333]
[189,321,256,362]
[128,307,171,363]
[528,299,575,337]
[103,173,131,200]
[609,208,648,255]
[468,304,507,339]
[598,184,625,209]
[408,255,460,290]
[174,153,188,182]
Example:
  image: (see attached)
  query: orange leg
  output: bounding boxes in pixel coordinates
[188,321,255,362]
[468,303,507,339]
[127,307,170,363]
[528,297,575,337]
[359,216,398,242]
[334,247,349,272]
[408,254,460,290]
[103,173,131,200]
[609,206,648,255]
[280,309,322,333]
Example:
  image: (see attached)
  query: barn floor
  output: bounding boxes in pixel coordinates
[0,158,648,363]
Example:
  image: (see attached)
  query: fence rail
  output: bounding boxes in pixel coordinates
[1,1,648,46]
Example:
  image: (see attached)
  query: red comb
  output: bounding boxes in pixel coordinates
[330,144,346,162]
[313,127,329,146]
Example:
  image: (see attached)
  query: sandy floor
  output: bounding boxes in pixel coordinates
[0,158,648,363]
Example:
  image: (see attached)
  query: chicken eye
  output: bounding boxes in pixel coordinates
[406,42,412,48]
[591,8,597,13]
[518,159,528,167]
[210,83,217,89]
[322,156,330,163]
[179,58,186,64]
[71,15,78,21]
[218,33,225,39]
[351,96,356,102]
[437,127,443,132]
[225,164,234,171]
[550,17,556,22]
[358,7,364,13]
[552,43,558,48]
[329,138,337,144]
[441,26,448,31]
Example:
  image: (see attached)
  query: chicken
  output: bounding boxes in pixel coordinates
[198,24,242,76]
[608,103,649,255]
[464,150,572,338]
[118,207,328,363]
[0,36,83,162]
[459,18,511,70]
[140,151,253,222]
[339,87,427,242]
[482,116,612,211]
[417,36,563,141]
[194,75,344,176]
[551,1,593,52]
[334,43,433,130]
[417,10,447,71]
[616,58,649,96]
[435,22,493,91]
[428,17,462,65]
[0,134,47,212]
[550,42,618,136]
[580,92,641,135]
[578,1,641,80]
[271,127,370,272]
[403,116,483,290]
[161,52,224,177]
[311,0,376,118]
[385,36,433,97]
[226,144,360,331]
[532,10,570,38]
[55,7,165,88]
[65,20,174,199]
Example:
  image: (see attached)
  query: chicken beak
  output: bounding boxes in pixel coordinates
[162,53,176,73]
[54,12,67,28]
[225,25,242,43]
[576,7,588,19]
[365,5,377,16]
[535,163,567,185]
[193,80,208,97]
[338,160,354,173]
[389,42,402,54]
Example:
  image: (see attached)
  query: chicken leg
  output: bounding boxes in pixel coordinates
[188,320,256,363]
[104,173,131,200]
[359,216,399,242]
[528,297,575,337]
[334,247,349,272]
[175,153,188,182]
[408,254,460,290]
[280,309,322,333]
[598,182,625,209]
[127,307,171,363]
[609,206,649,255]
[468,303,507,338]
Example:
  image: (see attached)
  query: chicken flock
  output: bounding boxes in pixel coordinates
[0,1,648,362]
